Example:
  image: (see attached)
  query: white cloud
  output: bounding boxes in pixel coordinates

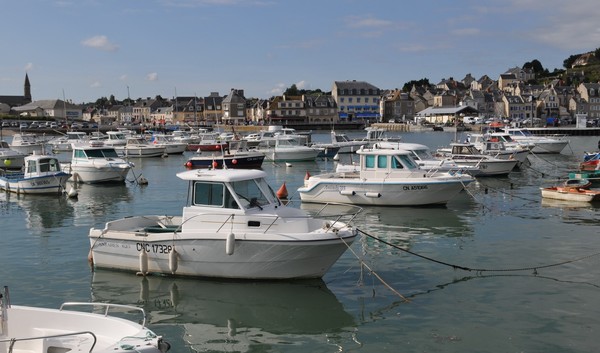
[269,83,285,95]
[146,72,158,81]
[24,62,34,71]
[90,81,101,88]
[295,80,308,89]
[119,74,128,81]
[81,35,119,52]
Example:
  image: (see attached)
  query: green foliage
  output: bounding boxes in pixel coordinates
[563,54,580,69]
[523,59,544,73]
[402,78,431,92]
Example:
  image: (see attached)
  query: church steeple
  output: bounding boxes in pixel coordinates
[24,73,31,102]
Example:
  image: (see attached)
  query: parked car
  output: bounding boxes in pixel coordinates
[29,121,40,128]
[71,122,81,129]
[49,122,58,129]
[19,122,28,129]
[1,121,10,127]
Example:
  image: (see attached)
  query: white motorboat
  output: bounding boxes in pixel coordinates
[437,142,519,176]
[115,137,166,158]
[61,141,133,183]
[312,131,368,154]
[298,146,474,206]
[149,134,188,154]
[0,140,26,170]
[502,127,569,154]
[103,131,130,147]
[88,168,357,279]
[255,135,320,162]
[47,131,88,152]
[0,153,71,194]
[372,141,482,176]
[0,286,170,353]
[9,133,45,155]
[466,133,530,164]
[358,126,402,147]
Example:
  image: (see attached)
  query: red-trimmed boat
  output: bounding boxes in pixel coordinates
[185,140,265,169]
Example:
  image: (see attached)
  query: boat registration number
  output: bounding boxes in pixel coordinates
[137,243,173,254]
[402,185,428,190]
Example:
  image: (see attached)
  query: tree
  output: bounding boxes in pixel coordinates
[563,54,580,69]
[523,59,544,73]
[283,84,299,96]
[402,78,431,92]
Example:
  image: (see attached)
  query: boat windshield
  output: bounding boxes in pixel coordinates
[394,154,419,169]
[412,148,433,161]
[82,148,120,158]
[230,178,272,209]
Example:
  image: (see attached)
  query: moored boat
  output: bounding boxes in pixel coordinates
[437,142,518,176]
[0,153,70,194]
[115,137,166,158]
[88,168,357,279]
[298,146,474,206]
[61,141,133,183]
[185,140,265,169]
[0,140,26,170]
[540,185,600,202]
[0,285,170,353]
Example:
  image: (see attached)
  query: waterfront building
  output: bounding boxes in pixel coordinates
[331,80,381,122]
[222,89,246,125]
[577,83,600,119]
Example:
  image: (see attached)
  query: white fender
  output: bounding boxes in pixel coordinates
[226,233,235,255]
[169,248,178,274]
[138,250,148,275]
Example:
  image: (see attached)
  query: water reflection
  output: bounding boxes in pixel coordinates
[0,192,75,229]
[90,270,356,352]
[68,183,133,226]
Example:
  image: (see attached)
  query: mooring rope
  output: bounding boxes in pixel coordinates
[357,228,600,274]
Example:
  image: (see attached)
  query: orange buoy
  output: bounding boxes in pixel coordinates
[305,171,311,180]
[232,159,238,165]
[276,182,288,199]
[212,161,218,168]
[185,161,192,169]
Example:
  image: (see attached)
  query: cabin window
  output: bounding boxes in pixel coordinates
[377,155,387,168]
[396,155,418,169]
[231,179,268,209]
[74,149,86,158]
[193,182,225,207]
[26,160,37,173]
[365,155,375,168]
[391,156,404,169]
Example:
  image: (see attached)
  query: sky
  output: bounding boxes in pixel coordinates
[2,0,600,104]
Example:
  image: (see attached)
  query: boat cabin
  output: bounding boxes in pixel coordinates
[353,147,421,178]
[25,155,63,177]
[178,169,280,213]
[72,142,121,159]
[449,143,482,156]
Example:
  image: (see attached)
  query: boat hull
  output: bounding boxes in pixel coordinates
[1,305,167,353]
[540,187,600,202]
[63,164,131,183]
[0,172,70,194]
[89,230,355,279]
[298,177,470,206]
[450,158,518,176]
[116,146,166,158]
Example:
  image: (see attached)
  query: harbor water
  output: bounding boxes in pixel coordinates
[1,131,599,352]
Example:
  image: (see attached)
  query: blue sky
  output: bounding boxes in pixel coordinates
[2,0,599,103]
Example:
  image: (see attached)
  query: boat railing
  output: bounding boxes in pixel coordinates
[59,302,148,328]
[1,331,97,353]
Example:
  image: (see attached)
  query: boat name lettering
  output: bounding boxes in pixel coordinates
[136,243,173,254]
[402,185,429,191]
[31,179,51,186]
